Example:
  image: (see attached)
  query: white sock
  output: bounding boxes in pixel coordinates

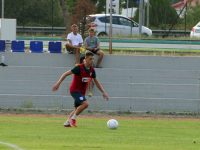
[71,114,77,120]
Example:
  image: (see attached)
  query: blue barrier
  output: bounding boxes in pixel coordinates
[0,40,6,52]
[48,41,62,53]
[30,41,43,53]
[11,41,25,52]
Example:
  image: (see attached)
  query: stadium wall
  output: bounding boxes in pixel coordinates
[1,53,200,113]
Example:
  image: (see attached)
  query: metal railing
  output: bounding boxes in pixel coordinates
[17,26,66,35]
[17,26,191,37]
[152,29,190,37]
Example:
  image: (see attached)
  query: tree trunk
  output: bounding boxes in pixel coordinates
[59,0,70,33]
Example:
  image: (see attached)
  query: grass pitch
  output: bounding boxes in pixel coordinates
[0,114,200,150]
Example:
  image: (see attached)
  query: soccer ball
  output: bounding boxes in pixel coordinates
[107,119,119,129]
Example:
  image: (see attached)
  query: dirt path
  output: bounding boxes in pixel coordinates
[0,112,200,121]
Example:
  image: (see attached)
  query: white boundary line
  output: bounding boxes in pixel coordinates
[0,141,24,150]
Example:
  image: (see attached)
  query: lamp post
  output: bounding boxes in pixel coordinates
[2,0,4,18]
[109,0,112,54]
[139,0,144,35]
[146,0,149,27]
[51,0,54,36]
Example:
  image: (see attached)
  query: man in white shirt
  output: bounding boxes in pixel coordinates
[66,24,83,64]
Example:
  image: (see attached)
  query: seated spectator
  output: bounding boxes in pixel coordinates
[65,24,83,64]
[85,28,104,68]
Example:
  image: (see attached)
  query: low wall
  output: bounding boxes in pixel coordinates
[1,52,200,113]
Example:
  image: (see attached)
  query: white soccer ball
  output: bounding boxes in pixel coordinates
[107,119,119,129]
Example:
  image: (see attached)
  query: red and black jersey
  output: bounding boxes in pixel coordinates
[70,64,95,95]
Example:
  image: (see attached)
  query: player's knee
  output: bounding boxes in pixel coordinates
[100,52,104,58]
[84,102,89,108]
[65,43,71,48]
[98,51,104,57]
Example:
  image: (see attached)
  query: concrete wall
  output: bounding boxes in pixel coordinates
[1,52,200,113]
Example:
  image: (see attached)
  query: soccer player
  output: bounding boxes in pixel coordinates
[52,51,109,127]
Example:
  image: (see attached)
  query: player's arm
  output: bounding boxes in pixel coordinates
[52,70,73,91]
[95,38,100,50]
[78,41,83,47]
[78,36,83,47]
[85,45,93,51]
[84,39,91,50]
[67,39,72,45]
[93,78,109,100]
[85,38,94,51]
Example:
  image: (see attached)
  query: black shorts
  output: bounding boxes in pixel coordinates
[70,92,86,107]
[66,48,75,54]
[90,48,100,54]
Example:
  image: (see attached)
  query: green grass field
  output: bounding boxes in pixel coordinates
[0,114,200,150]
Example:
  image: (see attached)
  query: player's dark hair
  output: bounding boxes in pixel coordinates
[85,51,94,57]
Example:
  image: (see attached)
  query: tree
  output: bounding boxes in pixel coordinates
[59,0,70,32]
[91,0,106,13]
[1,0,64,27]
[134,0,178,29]
[186,2,200,28]
[71,0,96,37]
[170,0,180,4]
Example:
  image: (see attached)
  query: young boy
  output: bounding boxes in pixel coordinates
[85,28,104,68]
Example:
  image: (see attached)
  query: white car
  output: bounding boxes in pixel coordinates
[86,14,152,37]
[190,21,200,38]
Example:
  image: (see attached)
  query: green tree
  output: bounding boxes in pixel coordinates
[92,0,106,13]
[186,4,200,28]
[134,0,178,29]
[1,0,64,26]
[59,0,70,32]
[170,0,180,4]
[71,0,96,37]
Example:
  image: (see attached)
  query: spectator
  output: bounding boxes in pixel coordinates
[85,28,104,68]
[65,24,83,64]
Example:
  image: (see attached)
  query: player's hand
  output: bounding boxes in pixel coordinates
[52,83,59,92]
[103,92,109,101]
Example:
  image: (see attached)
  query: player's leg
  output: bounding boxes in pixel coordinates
[96,50,104,68]
[64,109,76,127]
[88,80,94,97]
[65,43,74,54]
[75,48,80,64]
[69,92,88,127]
[70,101,88,127]
[74,101,89,116]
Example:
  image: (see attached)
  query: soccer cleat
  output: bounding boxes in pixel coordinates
[70,119,77,127]
[64,121,71,127]
[0,63,8,67]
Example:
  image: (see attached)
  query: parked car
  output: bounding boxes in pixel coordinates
[190,21,200,38]
[86,14,152,37]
